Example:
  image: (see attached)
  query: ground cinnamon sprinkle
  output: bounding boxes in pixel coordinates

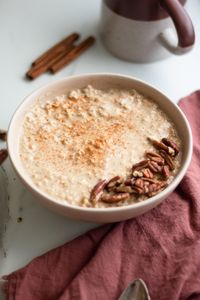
[68,117,132,169]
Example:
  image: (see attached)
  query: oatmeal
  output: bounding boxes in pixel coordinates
[20,85,181,207]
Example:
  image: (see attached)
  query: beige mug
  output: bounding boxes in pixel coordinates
[100,0,195,62]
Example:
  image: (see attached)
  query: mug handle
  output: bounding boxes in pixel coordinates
[158,0,195,55]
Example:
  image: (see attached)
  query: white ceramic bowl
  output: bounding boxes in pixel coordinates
[7,74,192,223]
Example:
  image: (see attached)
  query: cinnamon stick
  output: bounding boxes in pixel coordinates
[26,44,75,80]
[32,33,80,67]
[50,36,95,74]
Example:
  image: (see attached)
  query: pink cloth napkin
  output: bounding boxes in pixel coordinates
[3,91,200,300]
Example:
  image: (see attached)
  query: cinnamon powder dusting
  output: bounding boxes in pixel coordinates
[68,116,133,169]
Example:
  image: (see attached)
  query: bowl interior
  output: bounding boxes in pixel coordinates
[7,74,192,212]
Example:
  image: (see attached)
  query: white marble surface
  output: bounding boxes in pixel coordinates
[0,0,200,295]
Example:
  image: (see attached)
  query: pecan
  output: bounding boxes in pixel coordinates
[132,170,143,178]
[124,178,136,186]
[106,176,122,190]
[132,159,149,171]
[100,193,130,203]
[150,156,164,165]
[144,182,166,195]
[146,151,161,158]
[143,168,154,179]
[142,178,158,184]
[90,179,107,202]
[160,150,175,170]
[161,138,179,155]
[0,149,8,165]
[131,186,144,195]
[115,185,134,193]
[134,178,144,189]
[152,161,162,172]
[148,161,162,173]
[149,137,176,156]
[0,130,7,141]
[162,165,170,179]
[147,138,169,151]
[146,151,165,165]
[148,183,160,193]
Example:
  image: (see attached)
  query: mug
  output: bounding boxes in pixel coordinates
[100,0,195,62]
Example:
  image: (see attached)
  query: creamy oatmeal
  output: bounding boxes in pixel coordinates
[20,85,181,207]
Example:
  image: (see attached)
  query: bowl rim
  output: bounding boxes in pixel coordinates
[7,72,193,213]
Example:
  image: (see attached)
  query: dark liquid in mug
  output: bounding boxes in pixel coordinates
[104,0,186,21]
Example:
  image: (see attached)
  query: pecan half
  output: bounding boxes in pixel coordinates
[160,150,175,170]
[0,149,8,165]
[146,151,165,165]
[131,186,144,195]
[106,176,122,190]
[150,156,165,165]
[145,182,167,195]
[146,151,163,158]
[100,193,130,203]
[148,161,162,173]
[124,178,136,186]
[0,130,7,141]
[115,185,134,193]
[148,183,160,193]
[134,178,144,189]
[142,178,158,183]
[90,179,107,202]
[143,168,154,179]
[161,138,179,155]
[148,138,169,151]
[162,165,170,179]
[132,159,149,171]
